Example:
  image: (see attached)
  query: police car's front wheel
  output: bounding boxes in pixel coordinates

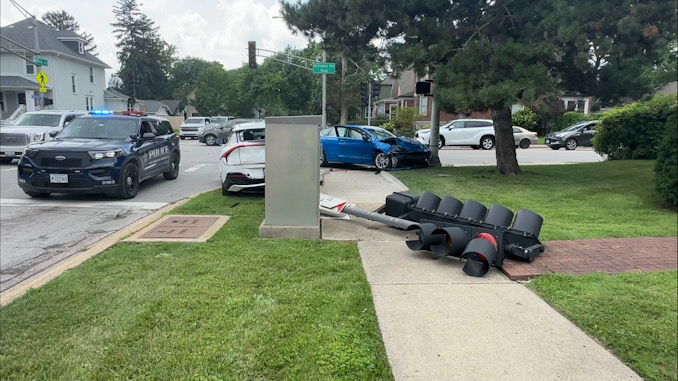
[118,163,139,199]
[163,153,180,180]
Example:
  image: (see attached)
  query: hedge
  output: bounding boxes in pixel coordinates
[655,112,678,206]
[594,95,677,160]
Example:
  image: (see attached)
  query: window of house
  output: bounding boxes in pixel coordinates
[419,95,428,116]
[0,92,4,112]
[89,67,94,83]
[78,42,84,54]
[71,75,77,94]
[25,55,35,74]
[85,96,93,110]
[18,93,26,105]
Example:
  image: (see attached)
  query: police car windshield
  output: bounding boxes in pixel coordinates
[57,117,138,139]
[11,113,61,127]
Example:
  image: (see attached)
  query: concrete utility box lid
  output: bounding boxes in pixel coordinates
[124,215,229,243]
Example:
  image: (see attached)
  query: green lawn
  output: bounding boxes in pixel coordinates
[1,160,675,380]
[391,160,677,241]
[0,196,392,380]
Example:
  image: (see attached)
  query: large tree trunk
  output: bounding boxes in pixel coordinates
[491,107,520,175]
[340,55,348,125]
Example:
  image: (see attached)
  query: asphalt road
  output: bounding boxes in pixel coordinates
[0,140,604,294]
[0,139,222,292]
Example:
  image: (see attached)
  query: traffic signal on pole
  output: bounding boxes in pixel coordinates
[248,41,257,69]
[372,81,380,99]
[360,81,368,105]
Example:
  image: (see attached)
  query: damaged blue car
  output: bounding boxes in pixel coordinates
[320,125,431,170]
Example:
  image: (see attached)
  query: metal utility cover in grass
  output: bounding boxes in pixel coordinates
[125,215,229,243]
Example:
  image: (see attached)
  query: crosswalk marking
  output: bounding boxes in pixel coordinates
[0,199,167,210]
[184,164,209,173]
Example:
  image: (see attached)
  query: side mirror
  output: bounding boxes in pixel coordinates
[49,130,59,138]
[362,135,370,142]
[142,132,155,139]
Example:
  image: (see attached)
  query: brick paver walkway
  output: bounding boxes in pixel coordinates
[501,237,678,281]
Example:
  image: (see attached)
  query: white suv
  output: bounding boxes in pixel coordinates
[0,110,86,164]
[179,117,212,139]
[415,119,496,150]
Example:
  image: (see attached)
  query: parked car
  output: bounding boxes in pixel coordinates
[414,119,496,149]
[179,117,212,140]
[17,110,180,199]
[544,120,599,150]
[320,125,431,170]
[0,110,86,164]
[218,121,266,194]
[199,118,254,146]
[210,116,235,125]
[513,126,538,149]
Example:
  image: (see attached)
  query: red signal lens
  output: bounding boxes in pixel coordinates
[475,232,498,251]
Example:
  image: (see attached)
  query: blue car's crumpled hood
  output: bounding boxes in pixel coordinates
[378,136,429,152]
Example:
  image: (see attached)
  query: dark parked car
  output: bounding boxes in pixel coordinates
[320,125,431,170]
[544,120,599,150]
[17,110,180,199]
[198,118,254,146]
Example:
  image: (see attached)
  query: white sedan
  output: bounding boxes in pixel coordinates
[218,121,266,194]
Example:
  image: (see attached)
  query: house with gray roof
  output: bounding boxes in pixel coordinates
[0,18,110,119]
[104,88,181,116]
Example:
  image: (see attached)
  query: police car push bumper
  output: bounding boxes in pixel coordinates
[18,156,124,195]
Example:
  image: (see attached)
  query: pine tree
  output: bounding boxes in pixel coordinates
[111,0,176,100]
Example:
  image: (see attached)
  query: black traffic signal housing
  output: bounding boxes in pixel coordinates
[248,41,257,69]
[372,81,380,100]
[360,81,368,105]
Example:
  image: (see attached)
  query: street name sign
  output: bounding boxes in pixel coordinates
[312,62,335,75]
[33,57,48,66]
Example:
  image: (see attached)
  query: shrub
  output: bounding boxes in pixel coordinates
[390,107,421,135]
[512,109,538,130]
[655,112,678,206]
[553,111,599,131]
[594,95,677,160]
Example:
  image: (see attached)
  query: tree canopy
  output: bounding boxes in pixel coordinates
[111,0,176,100]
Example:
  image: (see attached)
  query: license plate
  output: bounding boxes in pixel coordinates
[545,139,550,144]
[50,174,68,183]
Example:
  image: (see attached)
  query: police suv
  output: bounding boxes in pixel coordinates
[17,110,180,199]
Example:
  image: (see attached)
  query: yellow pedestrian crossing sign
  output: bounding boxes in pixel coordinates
[36,70,49,87]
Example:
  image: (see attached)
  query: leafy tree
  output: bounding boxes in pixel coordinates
[512,109,538,130]
[382,2,466,166]
[41,10,97,54]
[111,0,176,100]
[554,0,677,106]
[281,0,386,125]
[167,57,224,109]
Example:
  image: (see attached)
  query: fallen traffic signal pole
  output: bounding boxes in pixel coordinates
[320,191,545,277]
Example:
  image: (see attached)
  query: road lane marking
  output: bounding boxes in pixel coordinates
[0,199,167,210]
[184,164,209,173]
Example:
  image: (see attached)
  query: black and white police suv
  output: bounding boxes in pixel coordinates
[17,110,181,199]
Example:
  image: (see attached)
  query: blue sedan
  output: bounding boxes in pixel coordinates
[320,125,431,170]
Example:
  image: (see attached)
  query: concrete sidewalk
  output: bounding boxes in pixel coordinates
[320,168,641,381]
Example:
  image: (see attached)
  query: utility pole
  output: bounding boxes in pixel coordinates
[367,81,372,126]
[321,33,327,129]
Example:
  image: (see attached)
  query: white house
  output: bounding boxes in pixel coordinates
[0,18,110,120]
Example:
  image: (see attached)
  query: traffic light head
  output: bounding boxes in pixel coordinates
[128,72,135,97]
[248,41,257,69]
[360,81,367,97]
[372,81,380,99]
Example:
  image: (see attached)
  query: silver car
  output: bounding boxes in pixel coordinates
[0,110,85,164]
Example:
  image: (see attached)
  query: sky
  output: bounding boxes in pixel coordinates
[0,0,310,79]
